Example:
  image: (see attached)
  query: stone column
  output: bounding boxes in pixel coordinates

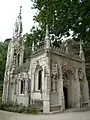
[20,44,24,65]
[58,62,64,111]
[7,71,11,102]
[43,77,50,113]
[41,66,44,99]
[2,81,5,102]
[4,82,8,102]
[83,66,89,103]
[43,51,50,113]
[83,80,89,104]
[2,81,8,102]
[52,76,56,92]
[75,68,81,108]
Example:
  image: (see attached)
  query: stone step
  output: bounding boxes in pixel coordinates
[64,107,90,113]
[50,104,61,112]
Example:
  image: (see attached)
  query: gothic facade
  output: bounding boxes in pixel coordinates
[2,7,89,113]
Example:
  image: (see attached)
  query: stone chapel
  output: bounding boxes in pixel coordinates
[2,7,89,113]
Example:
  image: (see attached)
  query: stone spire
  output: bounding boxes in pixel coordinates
[13,6,23,39]
[79,39,85,61]
[45,24,50,49]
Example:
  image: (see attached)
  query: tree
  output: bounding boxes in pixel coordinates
[0,41,8,91]
[23,26,45,61]
[30,0,90,84]
[31,0,90,43]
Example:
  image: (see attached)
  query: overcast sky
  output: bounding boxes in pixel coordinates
[0,0,36,42]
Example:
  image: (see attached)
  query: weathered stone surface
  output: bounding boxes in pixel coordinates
[3,8,89,113]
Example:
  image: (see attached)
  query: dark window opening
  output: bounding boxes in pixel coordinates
[20,80,25,94]
[14,52,17,64]
[38,70,42,90]
[63,87,68,109]
[17,54,20,65]
[89,84,90,98]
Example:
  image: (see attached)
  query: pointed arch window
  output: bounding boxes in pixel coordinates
[34,67,43,92]
[14,52,17,64]
[17,54,20,65]
[38,70,42,90]
[20,80,25,94]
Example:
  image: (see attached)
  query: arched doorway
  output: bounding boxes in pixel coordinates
[63,86,68,109]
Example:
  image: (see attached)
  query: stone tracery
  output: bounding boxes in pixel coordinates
[62,64,76,85]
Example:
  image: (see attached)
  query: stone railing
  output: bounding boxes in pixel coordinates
[50,104,61,112]
[32,41,81,60]
[51,45,80,60]
[32,41,45,54]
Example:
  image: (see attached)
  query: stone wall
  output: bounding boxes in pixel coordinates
[29,52,46,101]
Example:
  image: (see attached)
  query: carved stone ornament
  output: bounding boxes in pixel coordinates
[51,62,59,92]
[13,6,22,39]
[62,65,73,73]
[71,68,76,81]
[62,65,76,81]
[10,81,13,86]
[63,73,71,86]
[52,62,58,76]
[78,68,83,80]
[5,81,8,84]
[36,60,43,70]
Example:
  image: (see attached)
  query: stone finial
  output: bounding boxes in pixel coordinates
[32,41,34,52]
[80,39,83,53]
[65,42,68,53]
[45,24,50,49]
[19,6,22,15]
[18,6,22,20]
[79,39,85,61]
[46,24,49,37]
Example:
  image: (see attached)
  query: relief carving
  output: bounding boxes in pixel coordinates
[51,62,58,92]
[72,68,76,81]
[78,68,83,80]
[63,73,71,86]
[62,65,76,86]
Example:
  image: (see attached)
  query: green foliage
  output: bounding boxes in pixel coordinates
[31,0,90,43]
[0,39,10,101]
[0,91,2,103]
[23,26,45,62]
[0,41,8,92]
[31,0,90,84]
[0,102,40,114]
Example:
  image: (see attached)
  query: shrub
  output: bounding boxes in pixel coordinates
[23,107,30,113]
[0,102,40,114]
[30,107,40,114]
[0,103,6,110]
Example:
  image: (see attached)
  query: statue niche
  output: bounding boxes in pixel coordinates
[51,62,59,92]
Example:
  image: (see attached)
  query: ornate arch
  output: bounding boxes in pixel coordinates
[62,65,76,86]
[51,61,59,92]
[34,60,43,92]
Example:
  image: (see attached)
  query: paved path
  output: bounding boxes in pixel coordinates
[0,110,90,120]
